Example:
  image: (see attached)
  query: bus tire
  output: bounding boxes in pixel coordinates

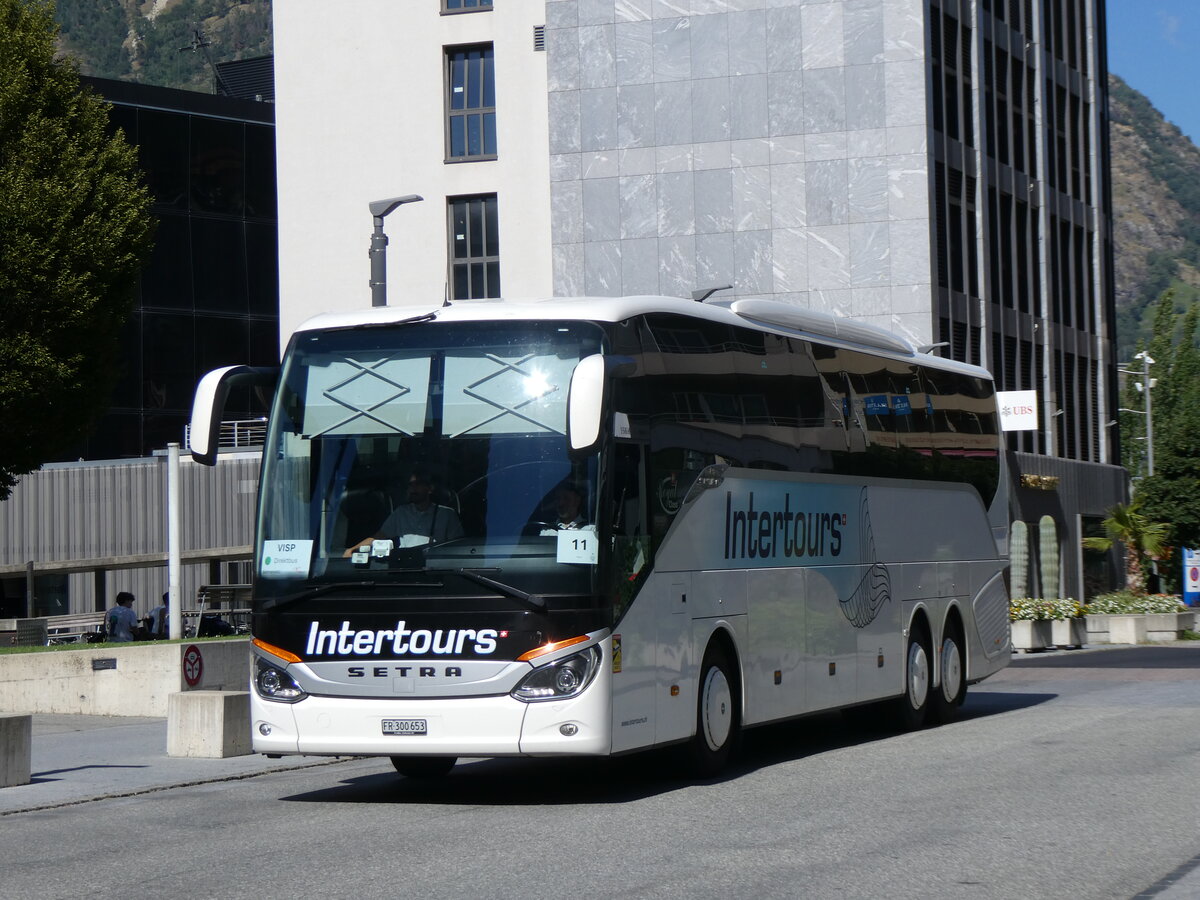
[685,642,740,778]
[390,756,456,778]
[891,622,931,730]
[931,622,967,723]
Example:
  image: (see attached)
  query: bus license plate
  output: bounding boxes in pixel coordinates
[381,718,427,736]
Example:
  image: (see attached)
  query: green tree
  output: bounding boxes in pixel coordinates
[1082,501,1170,595]
[1132,296,1200,589]
[0,0,154,500]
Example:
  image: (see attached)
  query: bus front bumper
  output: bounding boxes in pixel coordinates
[251,684,612,758]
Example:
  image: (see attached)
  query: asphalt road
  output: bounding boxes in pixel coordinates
[2,645,1198,900]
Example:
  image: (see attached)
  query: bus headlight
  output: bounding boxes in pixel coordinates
[512,645,601,703]
[255,658,307,703]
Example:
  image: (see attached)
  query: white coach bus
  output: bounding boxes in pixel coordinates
[190,296,1011,777]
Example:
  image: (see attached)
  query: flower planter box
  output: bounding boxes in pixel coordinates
[1108,614,1148,644]
[1146,612,1195,642]
[1011,619,1052,652]
[1095,612,1193,644]
[1086,614,1112,644]
[1050,618,1087,649]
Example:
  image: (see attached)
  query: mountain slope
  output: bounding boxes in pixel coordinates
[54,0,272,94]
[1108,73,1200,357]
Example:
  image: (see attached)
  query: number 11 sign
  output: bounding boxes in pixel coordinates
[557,529,598,565]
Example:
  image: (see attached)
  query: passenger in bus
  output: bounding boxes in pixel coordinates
[345,469,463,554]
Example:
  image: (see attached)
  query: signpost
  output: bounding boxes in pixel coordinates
[183,645,204,687]
[1184,549,1200,608]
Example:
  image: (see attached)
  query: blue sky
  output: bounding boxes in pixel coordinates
[1107,0,1200,144]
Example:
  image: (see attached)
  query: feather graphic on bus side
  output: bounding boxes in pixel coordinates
[839,487,891,628]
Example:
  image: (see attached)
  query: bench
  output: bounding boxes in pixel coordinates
[190,585,253,636]
[15,612,107,646]
[196,584,252,608]
[47,611,107,644]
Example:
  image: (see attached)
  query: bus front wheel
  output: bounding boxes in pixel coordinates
[390,756,456,778]
[685,643,740,778]
[931,623,967,723]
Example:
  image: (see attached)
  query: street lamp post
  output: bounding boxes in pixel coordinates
[1118,351,1158,591]
[1118,351,1155,478]
[369,195,423,308]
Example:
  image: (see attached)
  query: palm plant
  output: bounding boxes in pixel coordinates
[1082,501,1170,595]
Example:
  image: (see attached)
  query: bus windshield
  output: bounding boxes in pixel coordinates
[255,319,605,606]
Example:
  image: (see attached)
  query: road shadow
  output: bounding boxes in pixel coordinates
[28,763,150,784]
[279,688,1054,807]
[955,689,1056,720]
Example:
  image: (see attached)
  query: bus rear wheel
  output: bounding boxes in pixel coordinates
[390,756,456,778]
[891,623,931,730]
[931,624,967,723]
[685,643,740,778]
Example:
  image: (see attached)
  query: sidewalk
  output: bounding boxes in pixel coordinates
[0,714,346,816]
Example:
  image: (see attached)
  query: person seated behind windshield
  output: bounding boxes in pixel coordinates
[345,469,463,555]
[539,482,592,535]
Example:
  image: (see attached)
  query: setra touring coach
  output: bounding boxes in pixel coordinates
[190,295,1011,777]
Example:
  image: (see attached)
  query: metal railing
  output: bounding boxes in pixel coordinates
[183,418,267,452]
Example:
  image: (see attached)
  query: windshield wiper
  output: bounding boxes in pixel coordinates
[449,568,547,612]
[259,571,546,614]
[259,581,378,613]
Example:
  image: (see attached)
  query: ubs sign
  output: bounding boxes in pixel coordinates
[997,390,1039,432]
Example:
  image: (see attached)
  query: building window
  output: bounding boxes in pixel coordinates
[449,195,500,299]
[443,0,492,12]
[446,45,496,161]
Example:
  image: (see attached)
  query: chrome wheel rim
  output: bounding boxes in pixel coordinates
[701,666,733,751]
[941,637,962,703]
[907,640,930,711]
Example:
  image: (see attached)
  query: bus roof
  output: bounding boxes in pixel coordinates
[293,296,994,382]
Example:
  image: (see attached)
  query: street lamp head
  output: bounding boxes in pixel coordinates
[369,194,424,308]
[369,194,424,219]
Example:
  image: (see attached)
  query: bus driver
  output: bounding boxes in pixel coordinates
[345,469,463,555]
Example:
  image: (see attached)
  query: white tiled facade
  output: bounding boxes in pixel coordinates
[273,0,1115,465]
[544,0,936,346]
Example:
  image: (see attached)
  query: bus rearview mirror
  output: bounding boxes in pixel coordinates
[190,365,279,466]
[567,354,606,453]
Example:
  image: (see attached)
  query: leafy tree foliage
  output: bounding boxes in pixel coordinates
[54,0,127,77]
[1119,292,1200,591]
[1082,501,1170,596]
[0,0,154,500]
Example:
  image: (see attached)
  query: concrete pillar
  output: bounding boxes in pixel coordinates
[167,691,251,758]
[1,715,32,787]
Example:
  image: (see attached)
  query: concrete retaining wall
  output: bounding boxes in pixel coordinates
[0,640,250,717]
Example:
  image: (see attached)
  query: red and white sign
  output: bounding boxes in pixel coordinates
[997,390,1039,432]
[183,645,204,687]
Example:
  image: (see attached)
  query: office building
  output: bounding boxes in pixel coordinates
[1,78,277,618]
[271,0,1124,599]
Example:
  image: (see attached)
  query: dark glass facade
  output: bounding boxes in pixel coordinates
[929,0,1115,465]
[67,78,279,461]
